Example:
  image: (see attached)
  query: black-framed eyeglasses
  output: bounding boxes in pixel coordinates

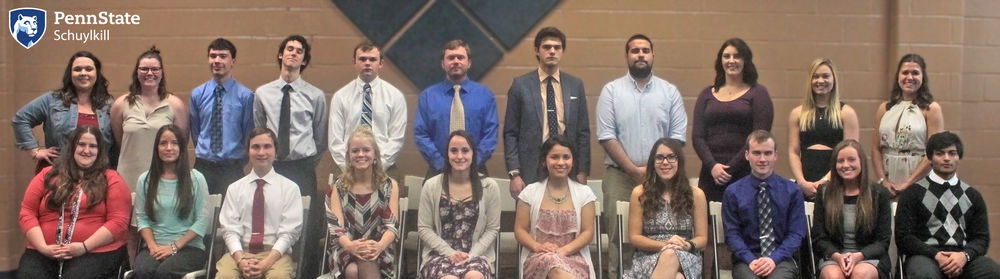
[654,154,678,164]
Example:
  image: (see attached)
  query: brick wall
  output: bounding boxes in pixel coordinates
[3,0,999,270]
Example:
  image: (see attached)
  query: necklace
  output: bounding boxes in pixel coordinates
[548,191,568,204]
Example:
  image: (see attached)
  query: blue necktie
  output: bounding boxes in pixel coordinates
[757,181,776,257]
[210,84,224,153]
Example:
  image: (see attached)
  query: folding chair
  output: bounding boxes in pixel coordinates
[401,175,424,276]
[892,201,905,279]
[708,201,731,279]
[587,180,606,279]
[803,201,816,278]
[615,201,630,279]
[496,178,522,279]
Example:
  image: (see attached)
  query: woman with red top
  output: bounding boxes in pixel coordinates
[17,126,132,278]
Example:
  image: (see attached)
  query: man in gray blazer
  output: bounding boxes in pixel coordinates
[504,26,591,198]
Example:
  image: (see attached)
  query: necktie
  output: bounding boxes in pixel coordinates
[757,181,776,257]
[450,84,465,132]
[278,84,292,160]
[546,76,558,139]
[361,83,373,126]
[249,179,267,253]
[211,84,224,153]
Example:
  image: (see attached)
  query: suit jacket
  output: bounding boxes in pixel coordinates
[503,70,590,183]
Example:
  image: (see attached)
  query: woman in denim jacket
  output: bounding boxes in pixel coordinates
[12,51,115,173]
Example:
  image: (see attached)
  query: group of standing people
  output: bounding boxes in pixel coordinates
[11,23,999,279]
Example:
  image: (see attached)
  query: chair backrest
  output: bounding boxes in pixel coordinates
[689,177,699,188]
[616,201,630,244]
[804,201,815,227]
[587,179,604,215]
[405,175,424,210]
[709,201,725,244]
[497,178,517,212]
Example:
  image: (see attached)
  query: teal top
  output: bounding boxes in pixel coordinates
[135,169,211,249]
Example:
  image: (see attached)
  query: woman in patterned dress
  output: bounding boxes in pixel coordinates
[325,126,400,279]
[417,130,501,279]
[872,54,943,198]
[625,138,708,279]
[515,135,597,279]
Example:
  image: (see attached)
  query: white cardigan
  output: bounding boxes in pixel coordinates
[517,179,597,279]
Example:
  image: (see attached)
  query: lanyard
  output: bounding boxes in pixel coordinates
[55,187,84,245]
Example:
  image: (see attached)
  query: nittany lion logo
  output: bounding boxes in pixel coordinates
[9,7,46,49]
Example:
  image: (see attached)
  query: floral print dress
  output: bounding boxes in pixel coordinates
[878,100,927,183]
[419,195,493,279]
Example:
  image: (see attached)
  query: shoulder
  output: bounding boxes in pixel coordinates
[166,94,185,108]
[691,184,706,200]
[297,80,325,97]
[925,101,943,115]
[789,105,803,118]
[112,94,129,106]
[750,84,770,94]
[481,177,499,189]
[696,86,715,98]
[190,169,207,183]
[631,184,646,198]
[875,101,889,114]
[652,75,678,90]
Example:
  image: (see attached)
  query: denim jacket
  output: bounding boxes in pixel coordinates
[12,91,114,153]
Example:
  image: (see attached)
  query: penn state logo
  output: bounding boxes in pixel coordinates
[9,7,46,49]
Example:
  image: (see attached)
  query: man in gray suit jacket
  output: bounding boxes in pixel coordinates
[504,26,591,198]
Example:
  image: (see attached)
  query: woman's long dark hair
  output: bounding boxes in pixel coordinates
[144,125,194,222]
[712,37,759,90]
[442,130,483,203]
[640,138,693,219]
[127,46,169,106]
[45,126,110,210]
[887,53,933,110]
[54,51,112,110]
[537,135,578,180]
[822,139,876,235]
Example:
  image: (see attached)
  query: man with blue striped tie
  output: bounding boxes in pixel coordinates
[328,41,407,183]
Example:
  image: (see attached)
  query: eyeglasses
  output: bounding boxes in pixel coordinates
[654,153,678,164]
[138,67,162,73]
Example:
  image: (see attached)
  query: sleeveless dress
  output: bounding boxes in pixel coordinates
[625,202,702,279]
[118,97,174,192]
[878,101,926,183]
[523,208,591,279]
[799,104,845,183]
[419,195,494,279]
[326,179,397,279]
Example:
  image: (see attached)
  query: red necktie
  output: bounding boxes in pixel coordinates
[249,179,266,253]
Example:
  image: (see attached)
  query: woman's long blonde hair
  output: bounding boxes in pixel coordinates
[799,58,844,131]
[338,126,388,190]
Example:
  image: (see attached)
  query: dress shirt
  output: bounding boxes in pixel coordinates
[596,73,687,166]
[190,78,255,162]
[253,77,328,161]
[414,78,499,170]
[537,69,565,140]
[220,168,302,255]
[722,173,806,264]
[134,170,212,249]
[328,76,407,170]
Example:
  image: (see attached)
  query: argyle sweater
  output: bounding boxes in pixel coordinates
[895,174,990,260]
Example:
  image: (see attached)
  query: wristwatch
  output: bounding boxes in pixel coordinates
[508,170,520,179]
[965,252,972,262]
[877,177,886,184]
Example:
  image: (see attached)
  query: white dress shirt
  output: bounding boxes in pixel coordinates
[220,168,303,255]
[253,77,329,160]
[328,76,407,170]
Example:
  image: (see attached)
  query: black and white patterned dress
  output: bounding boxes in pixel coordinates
[326,179,397,279]
[625,203,702,279]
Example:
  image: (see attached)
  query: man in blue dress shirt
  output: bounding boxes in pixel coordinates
[413,39,499,177]
[189,38,254,195]
[723,130,806,279]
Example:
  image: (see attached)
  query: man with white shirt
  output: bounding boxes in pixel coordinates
[328,40,406,183]
[217,128,302,279]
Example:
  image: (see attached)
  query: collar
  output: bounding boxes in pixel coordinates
[356,76,381,91]
[625,72,654,92]
[250,167,279,185]
[214,76,236,88]
[537,68,561,83]
[927,171,959,186]
[279,75,303,89]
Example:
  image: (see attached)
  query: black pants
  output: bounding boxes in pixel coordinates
[133,246,207,279]
[18,247,126,279]
[905,254,1000,279]
[194,158,247,195]
[273,155,320,279]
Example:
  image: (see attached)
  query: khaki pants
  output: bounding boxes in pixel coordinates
[215,250,295,279]
[603,165,639,274]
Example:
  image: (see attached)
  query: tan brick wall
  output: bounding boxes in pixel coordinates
[3,0,1000,270]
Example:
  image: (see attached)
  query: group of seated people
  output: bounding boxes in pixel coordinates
[18,124,999,279]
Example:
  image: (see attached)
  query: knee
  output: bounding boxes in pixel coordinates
[343,263,359,279]
[819,266,845,279]
[659,248,678,262]
[463,271,485,279]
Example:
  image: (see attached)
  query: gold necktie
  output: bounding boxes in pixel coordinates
[450,84,465,132]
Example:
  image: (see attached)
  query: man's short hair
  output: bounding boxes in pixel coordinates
[353,40,382,59]
[441,39,471,59]
[248,127,278,150]
[276,34,311,72]
[926,131,963,159]
[534,26,566,49]
[625,34,653,53]
[746,129,775,148]
[208,38,237,58]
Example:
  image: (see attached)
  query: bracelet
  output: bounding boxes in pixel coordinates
[31,148,39,158]
[170,243,179,255]
[81,242,89,253]
[687,240,696,251]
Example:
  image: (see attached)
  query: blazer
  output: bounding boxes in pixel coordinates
[812,184,891,278]
[416,174,501,273]
[503,70,590,183]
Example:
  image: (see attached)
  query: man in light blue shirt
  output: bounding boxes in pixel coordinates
[189,38,254,195]
[596,34,688,273]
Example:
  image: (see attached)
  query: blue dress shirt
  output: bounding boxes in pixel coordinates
[189,78,255,161]
[722,173,807,264]
[414,78,499,171]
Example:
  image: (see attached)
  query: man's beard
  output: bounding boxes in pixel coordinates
[629,62,651,78]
